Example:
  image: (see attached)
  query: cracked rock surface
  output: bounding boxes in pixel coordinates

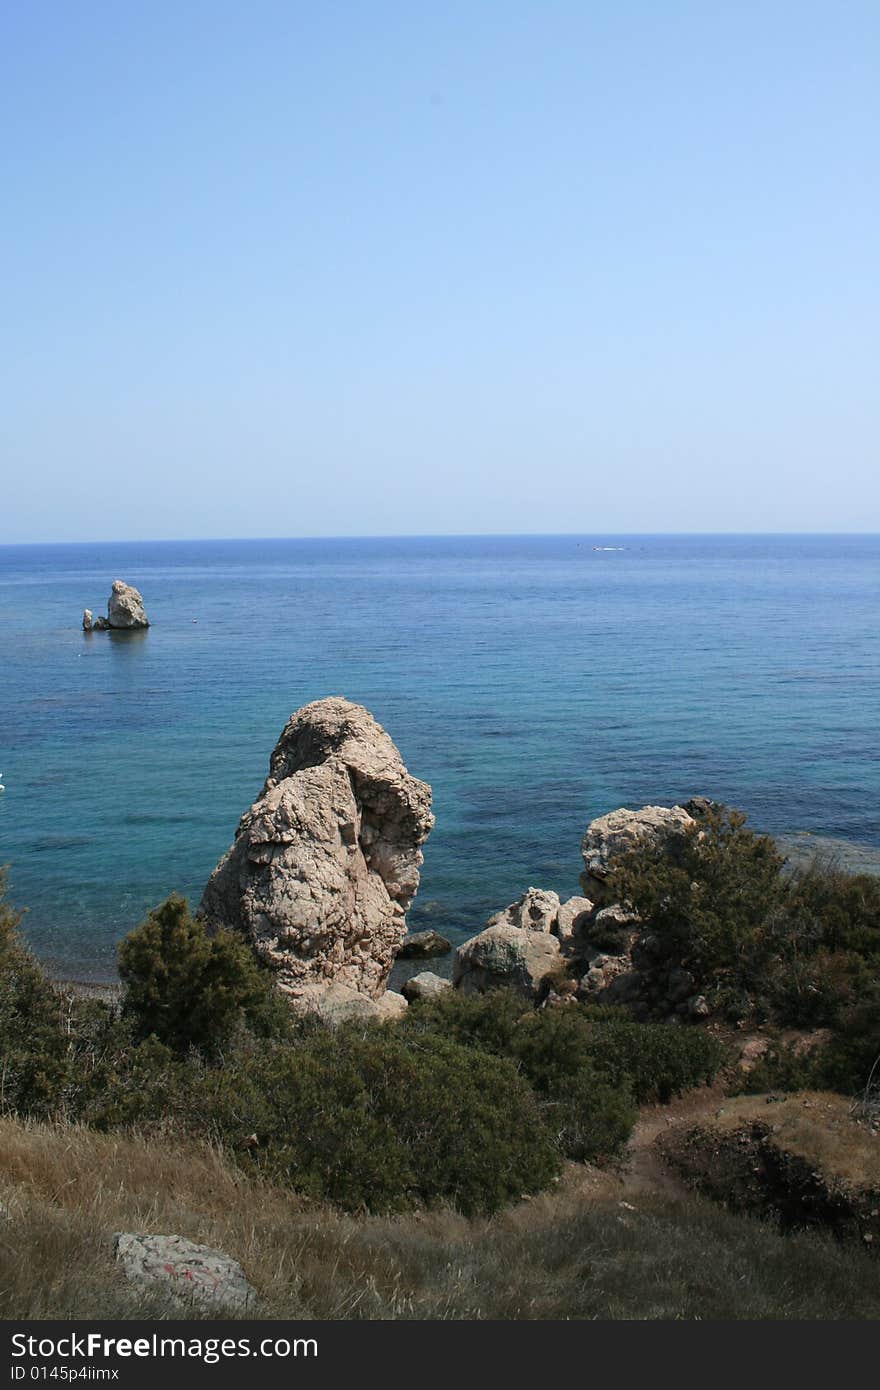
[199,697,433,1009]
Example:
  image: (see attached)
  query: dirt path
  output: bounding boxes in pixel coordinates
[563,1081,728,1203]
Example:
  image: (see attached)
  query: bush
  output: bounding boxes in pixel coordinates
[118,895,291,1055]
[401,991,727,1160]
[608,808,787,1001]
[580,1010,728,1104]
[85,1022,562,1215]
[605,808,880,1038]
[0,869,68,1118]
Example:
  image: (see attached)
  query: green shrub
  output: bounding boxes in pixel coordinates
[404,990,726,1108]
[0,870,68,1118]
[580,1010,728,1104]
[118,1023,562,1215]
[607,808,787,1001]
[118,895,291,1055]
[605,808,880,1039]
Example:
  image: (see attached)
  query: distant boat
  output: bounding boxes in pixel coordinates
[0,772,5,793]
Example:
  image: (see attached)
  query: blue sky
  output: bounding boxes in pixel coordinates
[2,2,878,541]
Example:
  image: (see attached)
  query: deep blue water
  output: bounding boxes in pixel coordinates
[1,535,878,981]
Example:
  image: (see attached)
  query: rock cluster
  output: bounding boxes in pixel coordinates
[83,580,150,630]
[199,697,433,1015]
[453,887,593,998]
[453,804,713,1019]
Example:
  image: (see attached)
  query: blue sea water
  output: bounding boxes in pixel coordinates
[0,534,878,982]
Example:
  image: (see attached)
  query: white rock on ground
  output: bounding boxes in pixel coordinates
[114,1233,257,1311]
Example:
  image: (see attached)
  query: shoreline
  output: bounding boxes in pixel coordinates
[41,827,880,996]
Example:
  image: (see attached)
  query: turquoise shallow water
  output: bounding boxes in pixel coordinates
[0,534,878,980]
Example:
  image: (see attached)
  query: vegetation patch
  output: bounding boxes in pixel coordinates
[657,1092,880,1249]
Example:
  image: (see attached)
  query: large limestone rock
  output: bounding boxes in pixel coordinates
[581,803,695,897]
[199,697,433,1010]
[114,1233,256,1311]
[107,579,150,628]
[453,923,563,998]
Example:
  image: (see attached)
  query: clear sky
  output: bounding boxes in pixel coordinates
[2,2,878,541]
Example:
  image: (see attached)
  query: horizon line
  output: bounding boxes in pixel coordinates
[3,529,880,548]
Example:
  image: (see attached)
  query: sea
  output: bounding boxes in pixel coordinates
[1,534,878,983]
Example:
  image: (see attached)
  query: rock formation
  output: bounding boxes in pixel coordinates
[452,803,715,1018]
[453,922,564,997]
[83,580,150,630]
[199,697,433,1013]
[108,579,150,628]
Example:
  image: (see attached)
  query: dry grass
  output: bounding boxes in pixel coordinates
[707,1092,880,1189]
[1,1114,879,1320]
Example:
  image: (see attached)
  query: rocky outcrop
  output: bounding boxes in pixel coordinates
[397,929,452,959]
[580,804,694,899]
[199,697,433,1013]
[554,895,594,944]
[114,1233,257,1311]
[401,971,452,1002]
[453,802,716,1016]
[83,580,150,630]
[311,982,409,1025]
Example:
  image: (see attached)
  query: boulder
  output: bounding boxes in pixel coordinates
[401,970,452,1002]
[93,615,111,630]
[114,1233,256,1311]
[199,697,433,1013]
[397,929,453,959]
[107,579,150,629]
[306,982,408,1025]
[554,895,594,944]
[488,887,561,933]
[82,609,93,631]
[581,804,695,898]
[453,923,563,998]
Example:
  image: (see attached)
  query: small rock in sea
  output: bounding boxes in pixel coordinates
[397,929,453,959]
[107,579,150,628]
[113,1233,257,1311]
[83,579,150,630]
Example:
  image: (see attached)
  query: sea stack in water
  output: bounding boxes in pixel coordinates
[199,697,434,1014]
[83,580,150,630]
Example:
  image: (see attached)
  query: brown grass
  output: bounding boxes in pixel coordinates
[705,1092,880,1189]
[1,1114,879,1320]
